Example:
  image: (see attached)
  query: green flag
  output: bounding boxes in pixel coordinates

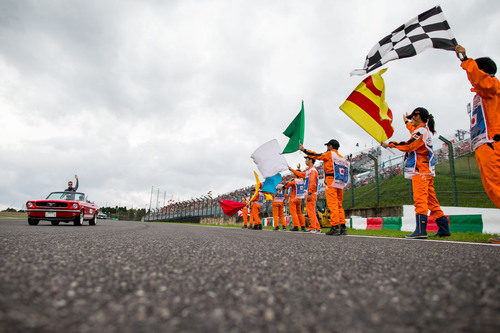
[282,100,305,154]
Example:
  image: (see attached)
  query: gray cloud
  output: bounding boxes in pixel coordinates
[1,0,499,209]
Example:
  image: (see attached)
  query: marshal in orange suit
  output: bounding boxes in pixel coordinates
[382,108,450,239]
[300,140,348,236]
[455,45,500,209]
[289,156,321,232]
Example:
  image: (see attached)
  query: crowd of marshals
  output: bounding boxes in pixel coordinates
[242,139,350,236]
[240,45,499,243]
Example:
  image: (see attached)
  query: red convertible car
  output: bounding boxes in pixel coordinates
[26,191,99,226]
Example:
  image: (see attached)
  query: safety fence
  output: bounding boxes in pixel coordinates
[342,136,491,209]
[144,135,494,222]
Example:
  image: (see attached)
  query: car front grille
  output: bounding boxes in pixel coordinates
[36,202,68,208]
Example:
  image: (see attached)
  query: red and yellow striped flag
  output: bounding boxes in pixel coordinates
[340,68,394,142]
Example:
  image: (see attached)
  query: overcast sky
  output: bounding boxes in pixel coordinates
[1,0,499,210]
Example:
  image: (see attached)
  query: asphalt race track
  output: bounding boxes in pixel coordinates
[1,218,499,332]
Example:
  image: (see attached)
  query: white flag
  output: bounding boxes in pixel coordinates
[251,139,288,178]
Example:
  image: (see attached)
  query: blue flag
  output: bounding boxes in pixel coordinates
[261,173,282,194]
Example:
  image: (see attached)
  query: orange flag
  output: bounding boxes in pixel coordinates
[340,68,394,142]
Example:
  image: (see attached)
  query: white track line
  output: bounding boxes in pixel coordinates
[207,225,500,247]
[142,222,500,247]
[345,234,500,247]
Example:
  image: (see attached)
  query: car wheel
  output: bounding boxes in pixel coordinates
[89,214,97,226]
[28,218,39,226]
[74,210,84,226]
[51,221,60,226]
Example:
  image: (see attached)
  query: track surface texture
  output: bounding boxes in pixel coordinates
[1,218,499,332]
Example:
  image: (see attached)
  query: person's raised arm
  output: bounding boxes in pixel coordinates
[300,144,328,162]
[456,45,499,98]
[386,134,425,152]
[289,166,306,178]
[404,113,415,132]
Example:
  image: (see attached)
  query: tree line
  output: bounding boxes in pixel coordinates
[100,206,147,221]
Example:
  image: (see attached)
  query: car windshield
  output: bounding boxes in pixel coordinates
[46,192,86,202]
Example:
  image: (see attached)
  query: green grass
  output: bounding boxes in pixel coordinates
[343,154,495,209]
[148,221,242,228]
[0,212,27,219]
[144,221,498,244]
[345,228,498,243]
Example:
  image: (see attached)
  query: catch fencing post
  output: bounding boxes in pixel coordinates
[439,136,458,206]
[368,154,380,206]
[350,170,355,208]
[408,181,413,204]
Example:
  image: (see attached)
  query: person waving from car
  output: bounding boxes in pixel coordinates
[65,175,79,192]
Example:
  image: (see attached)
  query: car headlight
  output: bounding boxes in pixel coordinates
[72,203,79,209]
[27,202,33,208]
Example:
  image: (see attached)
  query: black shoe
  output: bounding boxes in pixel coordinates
[290,226,299,231]
[253,225,259,230]
[258,224,263,230]
[339,224,347,235]
[405,214,428,239]
[282,226,286,231]
[301,227,306,232]
[429,216,451,237]
[325,225,340,236]
[273,227,280,231]
[242,225,247,229]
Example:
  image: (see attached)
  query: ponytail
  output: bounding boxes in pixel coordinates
[411,107,435,134]
[427,114,436,134]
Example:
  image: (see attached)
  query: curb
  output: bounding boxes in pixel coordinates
[262,205,500,234]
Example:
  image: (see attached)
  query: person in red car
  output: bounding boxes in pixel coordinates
[65,175,79,192]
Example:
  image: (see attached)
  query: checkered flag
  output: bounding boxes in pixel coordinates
[351,6,457,76]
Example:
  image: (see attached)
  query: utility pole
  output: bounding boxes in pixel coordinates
[439,136,458,206]
[156,188,160,211]
[148,186,153,213]
[163,191,166,207]
[368,154,380,206]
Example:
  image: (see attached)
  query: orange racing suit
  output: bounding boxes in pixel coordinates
[389,123,445,219]
[303,149,347,227]
[272,187,286,228]
[284,179,306,228]
[249,193,264,227]
[461,58,500,208]
[241,198,249,227]
[291,166,320,231]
